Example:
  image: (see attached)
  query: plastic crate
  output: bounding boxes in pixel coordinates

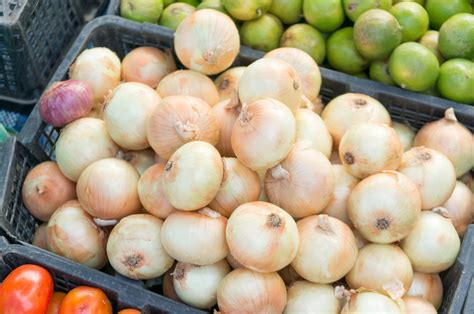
[0,0,109,104]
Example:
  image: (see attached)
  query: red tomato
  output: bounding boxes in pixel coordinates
[118,310,141,314]
[0,264,54,314]
[58,286,112,314]
[46,292,66,314]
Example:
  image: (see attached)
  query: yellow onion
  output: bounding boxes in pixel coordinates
[399,146,456,209]
[32,223,48,250]
[231,98,296,171]
[295,108,333,158]
[156,70,219,106]
[163,141,223,211]
[122,46,176,88]
[348,171,422,244]
[147,95,219,160]
[69,47,121,108]
[340,290,404,313]
[47,200,107,269]
[414,108,473,177]
[339,122,403,179]
[104,82,160,150]
[291,215,358,283]
[403,296,437,314]
[107,214,174,280]
[238,58,303,114]
[407,272,443,309]
[441,181,473,236]
[211,98,241,157]
[214,66,246,102]
[138,164,176,219]
[163,264,182,303]
[265,141,335,218]
[352,228,369,249]
[401,209,461,273]
[209,157,260,217]
[226,201,299,273]
[76,158,141,220]
[217,268,287,313]
[174,9,239,75]
[116,149,156,175]
[301,95,324,115]
[226,252,244,269]
[322,93,391,147]
[284,281,341,314]
[172,260,231,309]
[278,265,301,286]
[393,122,415,151]
[55,118,119,181]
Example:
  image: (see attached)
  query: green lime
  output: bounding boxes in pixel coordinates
[327,27,369,74]
[158,3,195,30]
[222,0,272,21]
[390,2,429,42]
[439,13,474,60]
[418,30,444,63]
[303,0,345,33]
[269,0,303,25]
[353,72,369,79]
[121,0,164,23]
[394,0,424,4]
[197,0,225,12]
[163,0,175,6]
[369,60,396,85]
[280,23,326,64]
[240,14,284,52]
[179,0,200,6]
[437,59,474,104]
[343,0,393,22]
[353,9,402,61]
[424,0,472,30]
[389,42,440,91]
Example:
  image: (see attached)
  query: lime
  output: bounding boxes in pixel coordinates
[163,0,174,6]
[222,0,272,21]
[158,3,195,30]
[240,14,284,52]
[180,0,200,6]
[197,0,226,13]
[327,27,369,74]
[389,42,440,91]
[280,23,326,64]
[353,9,402,61]
[390,2,429,42]
[353,72,369,79]
[121,0,164,23]
[437,59,474,104]
[303,0,345,33]
[418,30,444,63]
[394,0,424,4]
[438,13,474,60]
[343,0,393,22]
[269,0,303,25]
[369,60,396,85]
[424,0,471,30]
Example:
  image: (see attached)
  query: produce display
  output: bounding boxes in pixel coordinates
[17,8,474,314]
[118,0,474,105]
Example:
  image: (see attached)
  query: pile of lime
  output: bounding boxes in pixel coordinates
[120,0,474,105]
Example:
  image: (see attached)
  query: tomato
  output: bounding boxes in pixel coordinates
[46,292,66,314]
[118,309,141,314]
[58,286,112,314]
[0,264,54,314]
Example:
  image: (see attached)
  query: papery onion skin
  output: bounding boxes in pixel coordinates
[403,296,437,314]
[147,95,219,160]
[107,214,174,280]
[348,171,422,244]
[211,99,241,157]
[284,281,341,314]
[55,118,119,181]
[441,181,473,236]
[226,201,299,273]
[47,200,107,269]
[214,66,246,102]
[22,161,76,222]
[174,9,240,75]
[392,122,415,152]
[341,291,404,313]
[407,272,443,309]
[39,80,93,127]
[217,268,287,313]
[32,223,48,250]
[116,149,156,176]
[76,158,141,220]
[295,108,333,158]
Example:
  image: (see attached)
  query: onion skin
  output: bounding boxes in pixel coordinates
[39,80,93,127]
[214,66,246,102]
[441,181,473,236]
[295,108,333,158]
[116,149,156,176]
[407,272,443,309]
[284,281,341,314]
[211,99,241,157]
[341,291,404,313]
[403,296,437,314]
[32,223,48,250]
[392,122,415,152]
[22,161,76,221]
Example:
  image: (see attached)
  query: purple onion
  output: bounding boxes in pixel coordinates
[39,80,93,127]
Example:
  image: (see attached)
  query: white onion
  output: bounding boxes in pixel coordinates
[32,223,48,250]
[441,181,473,236]
[116,148,156,175]
[211,98,241,157]
[392,122,415,151]
[340,290,404,313]
[284,281,341,314]
[459,171,472,192]
[226,252,244,269]
[403,296,437,314]
[407,272,443,309]
[295,108,333,158]
[352,228,369,249]
[214,66,246,102]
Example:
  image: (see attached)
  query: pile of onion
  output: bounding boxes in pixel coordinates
[407,272,443,309]
[284,281,341,313]
[441,181,473,236]
[211,98,241,157]
[392,122,415,151]
[339,289,405,313]
[294,109,333,158]
[116,149,156,176]
[214,67,246,103]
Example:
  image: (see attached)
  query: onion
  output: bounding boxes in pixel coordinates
[301,95,324,115]
[284,281,341,314]
[352,228,369,249]
[116,149,156,176]
[265,141,335,218]
[211,98,240,157]
[55,118,119,181]
[441,181,473,236]
[295,108,333,158]
[401,209,461,273]
[399,146,456,209]
[339,122,403,179]
[238,58,303,114]
[278,265,301,286]
[122,46,176,88]
[104,82,160,150]
[147,95,219,160]
[214,66,246,102]
[209,157,260,217]
[47,200,107,269]
[348,171,421,244]
[39,80,93,127]
[403,296,437,313]
[231,98,296,171]
[321,93,391,147]
[459,171,473,192]
[217,268,287,313]
[107,214,174,279]
[226,252,244,269]
[407,272,443,309]
[163,141,223,211]
[161,208,229,265]
[86,108,104,120]
[392,122,415,152]
[163,264,182,303]
[22,161,76,221]
[172,260,231,309]
[330,150,342,164]
[32,223,48,250]
[76,158,141,220]
[226,201,299,273]
[322,165,360,226]
[291,215,358,284]
[156,70,219,106]
[340,290,404,313]
[174,9,239,75]
[414,108,473,177]
[69,47,121,108]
